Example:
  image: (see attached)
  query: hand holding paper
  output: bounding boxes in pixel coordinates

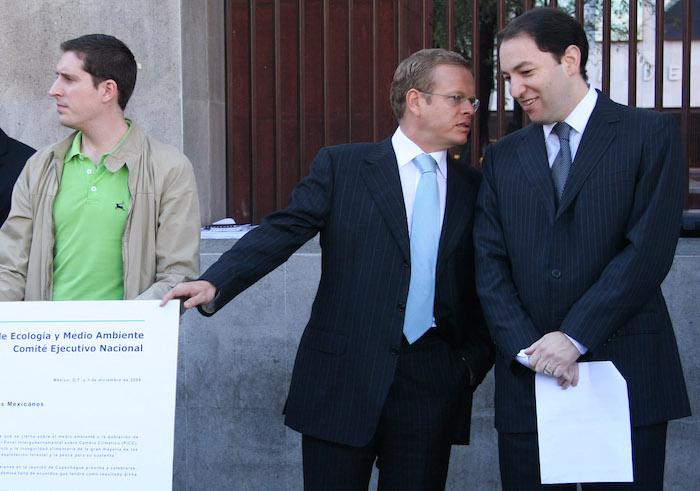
[557,361,579,389]
[525,331,580,378]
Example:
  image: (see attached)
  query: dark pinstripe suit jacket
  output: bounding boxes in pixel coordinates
[200,137,495,446]
[474,92,691,433]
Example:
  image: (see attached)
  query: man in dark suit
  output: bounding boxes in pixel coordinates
[0,127,35,226]
[163,48,494,490]
[474,8,691,490]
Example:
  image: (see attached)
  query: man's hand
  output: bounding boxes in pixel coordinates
[160,280,217,310]
[557,361,579,390]
[525,331,580,378]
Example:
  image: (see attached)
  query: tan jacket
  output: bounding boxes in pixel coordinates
[0,122,200,300]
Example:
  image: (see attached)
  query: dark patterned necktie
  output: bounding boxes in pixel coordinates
[551,122,572,203]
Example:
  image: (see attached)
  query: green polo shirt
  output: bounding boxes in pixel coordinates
[52,124,132,300]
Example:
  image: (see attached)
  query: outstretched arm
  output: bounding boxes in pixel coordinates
[162,146,335,315]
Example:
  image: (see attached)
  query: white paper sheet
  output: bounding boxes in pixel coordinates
[535,361,633,484]
[0,300,180,490]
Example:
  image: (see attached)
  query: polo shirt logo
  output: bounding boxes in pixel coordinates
[115,202,126,211]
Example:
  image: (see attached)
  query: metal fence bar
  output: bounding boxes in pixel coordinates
[323,0,330,145]
[471,0,481,167]
[681,0,692,208]
[371,0,378,142]
[348,0,354,141]
[522,0,533,129]
[274,0,282,206]
[423,0,430,48]
[628,0,638,106]
[602,0,612,95]
[655,0,664,111]
[497,0,506,139]
[249,1,258,219]
[447,0,454,50]
[299,0,307,179]
[574,0,584,23]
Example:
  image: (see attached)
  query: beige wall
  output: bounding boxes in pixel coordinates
[0,0,226,225]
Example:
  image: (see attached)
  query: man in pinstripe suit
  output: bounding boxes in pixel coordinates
[474,8,691,490]
[163,49,494,490]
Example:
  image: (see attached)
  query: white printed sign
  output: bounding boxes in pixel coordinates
[0,300,180,491]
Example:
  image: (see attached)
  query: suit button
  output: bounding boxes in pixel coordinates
[403,261,409,268]
[391,346,400,355]
[397,303,405,312]
[551,269,562,278]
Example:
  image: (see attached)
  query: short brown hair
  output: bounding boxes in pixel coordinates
[61,34,137,111]
[390,48,469,122]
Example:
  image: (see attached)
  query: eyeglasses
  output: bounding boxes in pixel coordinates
[418,90,480,111]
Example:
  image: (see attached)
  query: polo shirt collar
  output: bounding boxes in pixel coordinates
[64,130,83,163]
[64,120,134,171]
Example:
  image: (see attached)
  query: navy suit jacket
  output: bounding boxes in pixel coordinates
[474,92,691,433]
[200,137,494,446]
[0,128,35,226]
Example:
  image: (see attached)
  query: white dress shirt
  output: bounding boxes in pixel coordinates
[391,126,448,233]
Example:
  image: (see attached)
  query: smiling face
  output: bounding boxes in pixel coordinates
[499,35,583,125]
[410,64,476,153]
[48,51,106,131]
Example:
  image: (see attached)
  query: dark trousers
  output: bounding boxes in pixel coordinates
[302,331,470,491]
[498,422,668,490]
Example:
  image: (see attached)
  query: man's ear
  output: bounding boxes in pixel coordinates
[405,88,423,117]
[561,44,581,77]
[100,79,119,105]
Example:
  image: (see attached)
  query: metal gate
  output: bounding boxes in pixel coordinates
[225,0,698,230]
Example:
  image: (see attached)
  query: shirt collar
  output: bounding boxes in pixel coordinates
[64,120,133,166]
[392,126,447,179]
[542,85,598,140]
[64,131,84,163]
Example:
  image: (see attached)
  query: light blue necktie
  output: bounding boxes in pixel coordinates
[403,153,440,344]
[551,122,572,203]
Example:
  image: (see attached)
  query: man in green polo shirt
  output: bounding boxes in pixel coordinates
[0,34,200,301]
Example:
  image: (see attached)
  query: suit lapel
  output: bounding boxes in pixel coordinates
[436,157,475,276]
[517,125,557,224]
[361,139,410,262]
[556,92,619,218]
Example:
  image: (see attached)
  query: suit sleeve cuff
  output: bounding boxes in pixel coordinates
[203,291,220,313]
[197,291,220,317]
